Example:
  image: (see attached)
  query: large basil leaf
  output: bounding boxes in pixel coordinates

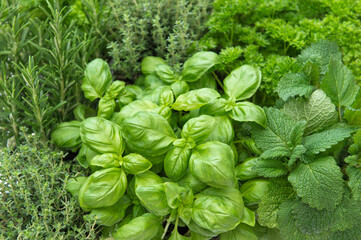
[173,88,221,111]
[80,117,125,155]
[224,65,261,101]
[121,111,176,157]
[188,73,217,90]
[219,223,258,240]
[51,121,82,151]
[189,141,236,188]
[192,188,244,234]
[76,145,99,169]
[111,100,162,125]
[141,56,167,75]
[155,64,178,84]
[114,213,163,240]
[181,52,220,82]
[164,146,192,181]
[181,115,216,144]
[199,98,228,116]
[171,81,190,98]
[135,171,171,216]
[84,195,131,226]
[205,116,234,145]
[240,179,269,206]
[121,153,152,174]
[228,101,266,127]
[78,168,127,209]
[90,153,120,169]
[81,58,112,101]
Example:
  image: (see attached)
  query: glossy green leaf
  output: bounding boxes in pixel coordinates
[240,179,268,206]
[104,80,126,99]
[171,81,190,98]
[236,157,259,181]
[141,56,167,75]
[199,98,228,116]
[121,153,152,174]
[177,170,207,194]
[82,58,112,101]
[220,223,258,240]
[51,121,82,151]
[190,141,236,188]
[76,145,99,169]
[228,101,266,127]
[181,115,216,144]
[78,168,127,209]
[164,146,191,181]
[181,52,220,82]
[164,182,187,209]
[188,73,217,90]
[80,117,125,155]
[224,65,261,101]
[172,88,220,111]
[205,116,234,145]
[114,213,163,240]
[155,64,178,83]
[169,231,190,240]
[90,153,120,168]
[121,111,176,157]
[97,97,115,119]
[66,177,87,197]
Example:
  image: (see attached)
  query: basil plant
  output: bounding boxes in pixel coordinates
[52,52,268,239]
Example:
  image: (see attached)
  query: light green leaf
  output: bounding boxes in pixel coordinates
[240,179,268,206]
[321,57,359,107]
[254,158,288,178]
[104,80,125,99]
[51,121,82,151]
[277,72,314,101]
[90,153,120,168]
[171,81,190,98]
[288,157,344,210]
[155,64,178,84]
[346,165,361,200]
[303,124,358,155]
[228,101,266,127]
[169,231,190,240]
[164,146,191,181]
[181,52,220,82]
[205,116,234,145]
[282,89,338,135]
[181,115,216,144]
[66,177,87,197]
[97,98,115,119]
[240,207,256,227]
[172,88,220,111]
[80,117,125,155]
[141,56,167,75]
[121,111,176,157]
[220,223,258,240]
[121,153,152,174]
[82,58,112,101]
[224,65,261,101]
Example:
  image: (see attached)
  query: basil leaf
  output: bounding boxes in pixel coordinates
[173,88,221,111]
[66,177,87,197]
[82,58,112,101]
[224,65,261,101]
[171,81,190,98]
[97,97,115,119]
[141,56,167,75]
[78,168,127,209]
[80,117,125,155]
[122,153,152,174]
[164,146,191,181]
[240,179,269,206]
[228,101,266,127]
[181,52,220,82]
[190,141,236,188]
[104,80,126,99]
[181,115,216,145]
[90,153,120,168]
[121,111,176,157]
[51,121,82,151]
[155,64,178,84]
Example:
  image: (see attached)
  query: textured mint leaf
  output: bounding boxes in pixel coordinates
[291,199,336,235]
[329,226,361,240]
[303,124,358,155]
[297,40,342,75]
[344,92,361,126]
[277,199,330,240]
[252,108,296,151]
[288,145,307,167]
[288,157,344,210]
[277,72,314,101]
[254,158,288,178]
[289,121,306,146]
[259,147,290,159]
[257,178,294,228]
[346,165,361,200]
[282,90,338,135]
[321,57,360,107]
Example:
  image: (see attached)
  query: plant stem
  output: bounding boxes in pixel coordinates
[161,220,172,239]
[212,71,224,89]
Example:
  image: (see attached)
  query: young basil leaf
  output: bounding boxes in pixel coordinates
[192,188,244,234]
[155,64,178,84]
[159,87,175,107]
[121,111,176,157]
[51,121,82,151]
[84,195,131,226]
[188,72,217,90]
[66,177,87,197]
[80,117,125,155]
[90,153,120,168]
[97,97,116,119]
[113,213,163,240]
[172,88,221,111]
[177,170,207,194]
[228,101,266,127]
[240,179,269,206]
[236,157,259,181]
[121,153,152,174]
[82,58,112,101]
[171,81,190,98]
[190,141,236,188]
[111,99,162,125]
[141,56,167,75]
[76,145,99,169]
[181,52,220,82]
[73,104,96,121]
[181,115,216,145]
[205,116,234,145]
[164,146,191,181]
[240,207,256,227]
[224,65,261,101]
[164,182,187,209]
[78,168,127,209]
[144,73,165,89]
[135,171,171,216]
[104,81,126,99]
[199,98,228,116]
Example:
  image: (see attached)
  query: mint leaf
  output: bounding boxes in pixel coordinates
[303,124,358,155]
[254,158,288,178]
[346,165,361,200]
[277,72,314,101]
[282,90,338,135]
[344,92,361,126]
[252,108,296,151]
[257,178,294,228]
[321,58,359,108]
[288,145,307,167]
[297,40,342,75]
[259,147,290,159]
[329,226,361,240]
[288,157,344,210]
